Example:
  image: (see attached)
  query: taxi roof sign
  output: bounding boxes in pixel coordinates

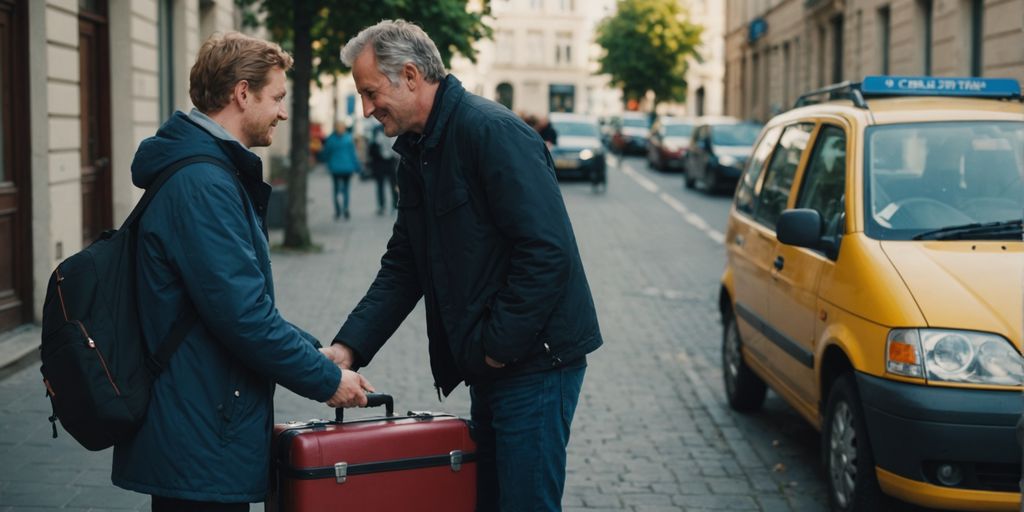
[861,76,1021,98]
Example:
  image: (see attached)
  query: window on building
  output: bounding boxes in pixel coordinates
[817,25,827,87]
[917,0,933,75]
[559,0,573,11]
[967,0,983,76]
[831,15,844,84]
[877,6,891,74]
[782,42,791,107]
[158,0,175,121]
[555,32,572,65]
[496,82,514,109]
[527,30,544,64]
[495,29,514,64]
[530,0,542,10]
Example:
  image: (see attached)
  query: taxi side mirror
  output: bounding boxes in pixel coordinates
[777,208,824,249]
[777,208,841,260]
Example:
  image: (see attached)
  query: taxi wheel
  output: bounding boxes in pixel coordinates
[823,374,886,512]
[722,313,766,412]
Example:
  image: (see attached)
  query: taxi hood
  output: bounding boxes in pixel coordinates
[880,241,1023,349]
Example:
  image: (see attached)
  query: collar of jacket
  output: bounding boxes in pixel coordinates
[181,113,272,222]
[394,74,465,157]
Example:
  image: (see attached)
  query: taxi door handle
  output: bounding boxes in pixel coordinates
[773,256,784,271]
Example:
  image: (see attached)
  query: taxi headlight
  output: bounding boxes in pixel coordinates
[718,155,738,167]
[887,329,1024,386]
[579,149,595,160]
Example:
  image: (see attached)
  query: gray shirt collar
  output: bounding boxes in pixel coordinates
[188,108,253,153]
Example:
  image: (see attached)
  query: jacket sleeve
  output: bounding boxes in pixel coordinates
[333,207,423,369]
[167,166,340,402]
[474,117,576,363]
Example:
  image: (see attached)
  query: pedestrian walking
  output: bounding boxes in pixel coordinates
[535,115,558,150]
[322,20,602,511]
[320,121,362,220]
[367,117,399,214]
[113,32,373,511]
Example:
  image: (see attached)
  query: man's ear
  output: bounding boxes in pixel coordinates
[233,80,251,110]
[402,63,419,91]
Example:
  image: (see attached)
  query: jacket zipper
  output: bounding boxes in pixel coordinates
[76,320,121,396]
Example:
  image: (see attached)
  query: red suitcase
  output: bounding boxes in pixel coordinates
[268,393,477,512]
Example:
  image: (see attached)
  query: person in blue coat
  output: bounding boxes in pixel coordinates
[319,121,362,220]
[111,33,374,512]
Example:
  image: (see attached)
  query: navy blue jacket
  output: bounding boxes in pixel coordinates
[335,76,602,396]
[111,112,341,502]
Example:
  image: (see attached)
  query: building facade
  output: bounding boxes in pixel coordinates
[724,0,1024,122]
[449,0,622,117]
[670,0,726,117]
[4,0,244,336]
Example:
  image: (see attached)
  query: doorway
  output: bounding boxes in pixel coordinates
[0,0,31,332]
[79,0,112,245]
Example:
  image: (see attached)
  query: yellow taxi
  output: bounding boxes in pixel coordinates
[719,76,1024,511]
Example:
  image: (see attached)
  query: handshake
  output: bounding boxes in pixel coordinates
[320,344,374,408]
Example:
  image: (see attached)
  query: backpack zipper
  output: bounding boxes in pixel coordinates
[55,269,69,321]
[76,320,121,396]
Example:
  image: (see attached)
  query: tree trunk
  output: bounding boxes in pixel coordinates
[284,0,313,248]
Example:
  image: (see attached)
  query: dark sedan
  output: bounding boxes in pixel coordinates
[549,113,607,187]
[683,119,762,193]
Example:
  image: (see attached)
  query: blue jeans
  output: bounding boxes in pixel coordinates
[470,364,586,512]
[332,174,352,218]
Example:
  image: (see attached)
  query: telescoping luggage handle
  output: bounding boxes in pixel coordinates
[335,392,394,423]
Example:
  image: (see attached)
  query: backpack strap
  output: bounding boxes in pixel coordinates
[128,155,242,375]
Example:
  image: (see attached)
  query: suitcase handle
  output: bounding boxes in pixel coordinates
[334,392,394,423]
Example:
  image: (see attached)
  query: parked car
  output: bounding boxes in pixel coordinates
[720,76,1024,511]
[610,111,652,155]
[548,112,606,186]
[646,117,696,172]
[683,118,762,193]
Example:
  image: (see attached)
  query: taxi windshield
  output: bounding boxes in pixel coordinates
[865,121,1024,240]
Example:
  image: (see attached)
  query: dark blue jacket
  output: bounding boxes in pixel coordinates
[321,131,361,175]
[335,76,602,396]
[111,112,341,502]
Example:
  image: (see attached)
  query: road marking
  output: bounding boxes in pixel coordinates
[616,161,725,245]
[619,164,660,193]
[659,193,726,245]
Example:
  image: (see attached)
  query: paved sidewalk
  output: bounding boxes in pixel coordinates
[0,162,830,511]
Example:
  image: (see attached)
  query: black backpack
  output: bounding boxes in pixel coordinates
[40,155,231,451]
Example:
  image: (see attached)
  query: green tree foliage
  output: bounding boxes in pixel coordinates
[235,0,491,248]
[595,0,702,111]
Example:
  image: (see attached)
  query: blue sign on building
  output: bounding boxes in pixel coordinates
[748,18,768,43]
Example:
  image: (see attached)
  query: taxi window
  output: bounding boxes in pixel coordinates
[753,123,814,228]
[797,125,847,240]
[865,121,1024,240]
[735,125,782,214]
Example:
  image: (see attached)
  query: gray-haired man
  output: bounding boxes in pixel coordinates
[322,19,602,511]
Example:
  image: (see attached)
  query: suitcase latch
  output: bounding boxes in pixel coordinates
[334,462,348,484]
[450,450,463,472]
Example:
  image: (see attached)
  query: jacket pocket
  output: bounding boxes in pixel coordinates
[435,187,469,216]
[218,368,244,444]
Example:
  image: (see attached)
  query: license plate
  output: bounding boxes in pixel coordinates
[555,159,579,169]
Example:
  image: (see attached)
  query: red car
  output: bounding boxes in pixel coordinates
[646,117,696,172]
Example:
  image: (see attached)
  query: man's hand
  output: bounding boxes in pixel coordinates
[320,343,356,370]
[326,369,375,408]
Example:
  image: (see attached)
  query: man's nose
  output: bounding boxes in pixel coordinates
[278,104,289,121]
[362,97,374,117]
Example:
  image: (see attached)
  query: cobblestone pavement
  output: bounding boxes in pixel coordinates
[0,157,844,511]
